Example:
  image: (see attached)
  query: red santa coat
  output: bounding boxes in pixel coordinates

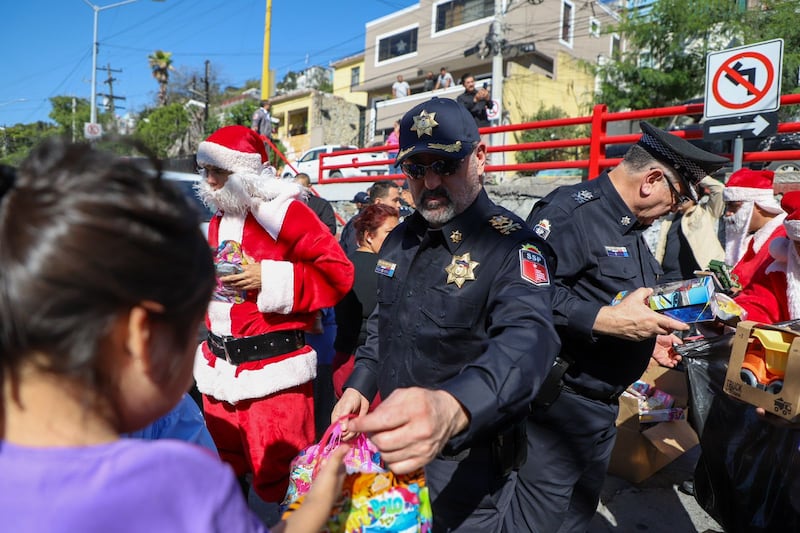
[194,194,354,404]
[735,267,788,324]
[731,217,786,290]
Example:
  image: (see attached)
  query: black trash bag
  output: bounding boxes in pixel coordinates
[694,394,800,532]
[673,331,734,437]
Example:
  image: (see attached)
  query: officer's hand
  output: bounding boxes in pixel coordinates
[345,387,469,474]
[331,388,369,440]
[220,262,261,291]
[593,287,689,341]
[652,334,683,368]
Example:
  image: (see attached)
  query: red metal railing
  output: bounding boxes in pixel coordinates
[308,93,800,183]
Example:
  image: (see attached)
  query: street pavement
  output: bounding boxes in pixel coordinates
[590,444,722,532]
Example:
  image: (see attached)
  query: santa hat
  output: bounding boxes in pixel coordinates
[723,168,783,214]
[781,190,800,214]
[785,208,800,242]
[196,125,269,174]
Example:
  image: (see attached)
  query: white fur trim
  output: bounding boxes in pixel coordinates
[208,300,233,336]
[193,345,317,404]
[753,212,786,253]
[251,193,296,240]
[786,220,800,241]
[197,140,263,174]
[257,260,295,314]
[724,187,783,214]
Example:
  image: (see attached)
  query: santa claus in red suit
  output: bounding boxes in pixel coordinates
[193,125,354,503]
[736,204,800,324]
[723,168,786,290]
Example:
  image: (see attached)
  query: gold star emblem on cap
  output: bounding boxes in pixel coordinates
[450,230,462,243]
[411,110,438,138]
[445,252,479,288]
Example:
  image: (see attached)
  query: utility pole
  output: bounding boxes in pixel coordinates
[72,97,77,142]
[261,0,272,98]
[98,63,126,133]
[204,60,210,125]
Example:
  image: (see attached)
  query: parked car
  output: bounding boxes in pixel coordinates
[162,170,214,237]
[282,144,389,182]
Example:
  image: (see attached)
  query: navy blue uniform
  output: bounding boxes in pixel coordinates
[506,172,662,532]
[346,189,560,531]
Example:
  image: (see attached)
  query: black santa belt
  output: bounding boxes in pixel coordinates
[207,330,306,366]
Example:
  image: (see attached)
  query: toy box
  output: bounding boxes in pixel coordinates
[723,320,800,421]
[608,362,699,484]
[612,276,746,325]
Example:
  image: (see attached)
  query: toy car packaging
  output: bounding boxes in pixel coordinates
[281,416,432,532]
[611,277,747,324]
[724,319,800,421]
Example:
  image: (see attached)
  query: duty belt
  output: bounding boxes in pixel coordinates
[207,330,305,366]
[562,382,624,403]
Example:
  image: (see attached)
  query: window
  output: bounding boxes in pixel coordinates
[589,17,600,38]
[350,66,360,89]
[560,0,574,46]
[610,33,621,60]
[377,27,418,63]
[435,0,493,32]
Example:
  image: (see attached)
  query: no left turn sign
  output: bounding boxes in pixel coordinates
[704,39,783,120]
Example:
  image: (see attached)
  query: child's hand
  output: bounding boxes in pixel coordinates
[272,444,350,533]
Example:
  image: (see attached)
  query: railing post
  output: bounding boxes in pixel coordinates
[588,104,607,180]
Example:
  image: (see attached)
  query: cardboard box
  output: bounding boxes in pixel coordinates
[723,320,800,420]
[608,362,699,484]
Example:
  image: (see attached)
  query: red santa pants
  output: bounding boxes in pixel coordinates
[202,382,315,503]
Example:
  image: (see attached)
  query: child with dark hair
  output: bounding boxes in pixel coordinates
[0,137,346,533]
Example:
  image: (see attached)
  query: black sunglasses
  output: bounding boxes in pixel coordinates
[664,177,691,205]
[400,157,464,180]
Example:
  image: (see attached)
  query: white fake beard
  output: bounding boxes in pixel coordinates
[787,245,800,319]
[196,175,250,216]
[724,201,754,266]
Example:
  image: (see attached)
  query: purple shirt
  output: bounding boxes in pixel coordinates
[0,438,268,533]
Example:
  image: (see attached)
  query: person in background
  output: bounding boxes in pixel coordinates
[251,99,274,141]
[338,191,370,256]
[392,74,410,98]
[653,175,725,282]
[0,136,348,533]
[331,203,400,400]
[386,120,401,175]
[456,74,493,131]
[332,97,561,530]
[434,66,454,90]
[339,181,401,255]
[293,173,336,235]
[422,71,435,92]
[735,201,800,324]
[193,125,353,506]
[398,179,415,219]
[125,393,218,454]
[723,168,786,291]
[506,121,729,533]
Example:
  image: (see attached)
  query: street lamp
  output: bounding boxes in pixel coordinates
[83,0,164,126]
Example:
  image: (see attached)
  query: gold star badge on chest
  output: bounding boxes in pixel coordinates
[411,110,438,137]
[445,252,479,288]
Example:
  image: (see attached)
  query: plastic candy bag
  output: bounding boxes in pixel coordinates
[281,417,432,532]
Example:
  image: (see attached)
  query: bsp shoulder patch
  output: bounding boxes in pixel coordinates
[519,243,550,286]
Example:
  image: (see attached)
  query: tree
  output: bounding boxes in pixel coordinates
[148,50,175,107]
[48,96,92,141]
[595,0,742,112]
[135,103,189,158]
[514,106,588,175]
[0,122,55,166]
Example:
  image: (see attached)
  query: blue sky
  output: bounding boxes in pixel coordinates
[1,0,417,127]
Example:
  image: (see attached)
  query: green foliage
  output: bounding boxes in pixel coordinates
[514,106,588,175]
[0,122,57,166]
[596,0,742,111]
[134,103,189,158]
[48,96,92,141]
[220,101,256,127]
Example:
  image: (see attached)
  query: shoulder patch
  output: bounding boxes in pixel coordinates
[533,219,551,240]
[571,189,596,205]
[519,243,550,286]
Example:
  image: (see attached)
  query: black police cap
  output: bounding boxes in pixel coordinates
[637,121,729,201]
[395,97,479,165]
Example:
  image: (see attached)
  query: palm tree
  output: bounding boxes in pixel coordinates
[148,50,174,107]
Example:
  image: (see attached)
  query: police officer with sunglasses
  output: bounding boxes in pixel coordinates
[332,97,560,530]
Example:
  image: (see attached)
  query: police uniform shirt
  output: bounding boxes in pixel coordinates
[526,172,661,396]
[346,189,561,449]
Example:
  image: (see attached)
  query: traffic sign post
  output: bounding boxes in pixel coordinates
[704,39,783,170]
[84,122,103,140]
